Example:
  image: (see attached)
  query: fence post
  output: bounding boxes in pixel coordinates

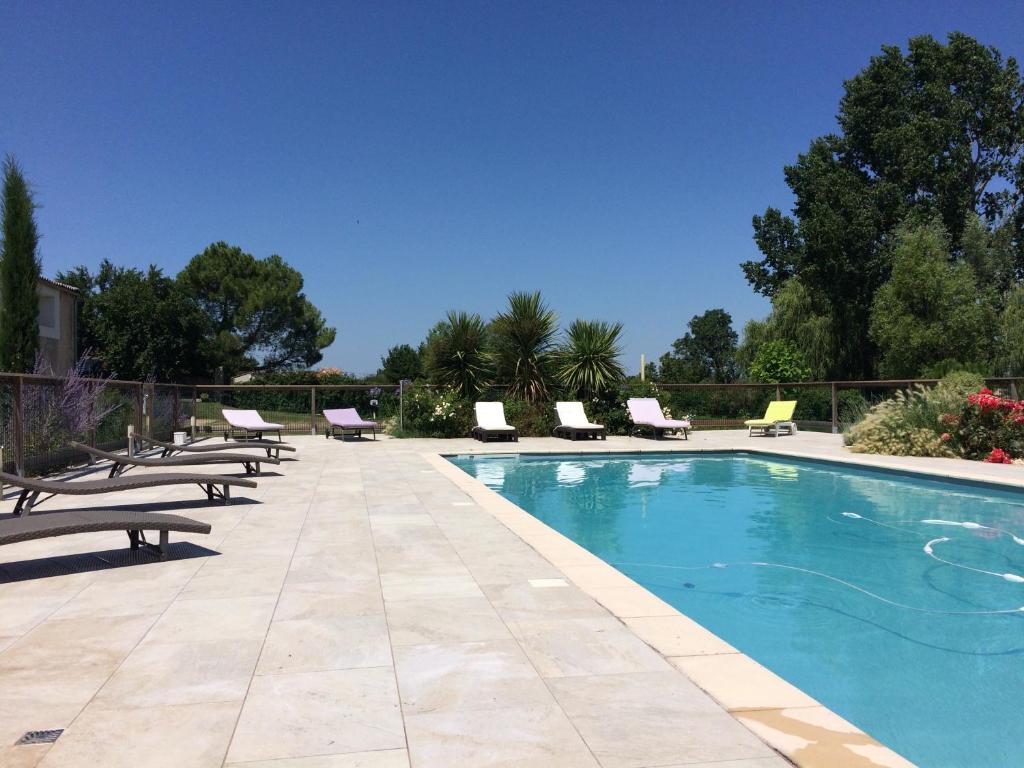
[12,375,24,476]
[831,382,838,434]
[1011,380,1019,400]
[172,386,181,434]
[399,380,404,430]
[191,387,198,440]
[310,387,317,435]
[775,384,781,401]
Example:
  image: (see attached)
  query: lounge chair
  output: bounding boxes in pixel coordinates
[0,470,256,515]
[71,442,279,478]
[745,400,798,437]
[553,402,606,441]
[221,409,284,442]
[0,509,211,561]
[627,398,691,440]
[135,434,294,460]
[323,408,380,441]
[472,402,518,442]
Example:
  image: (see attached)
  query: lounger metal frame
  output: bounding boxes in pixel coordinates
[0,509,212,561]
[552,425,607,441]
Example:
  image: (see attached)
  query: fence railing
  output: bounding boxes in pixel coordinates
[1,374,1020,476]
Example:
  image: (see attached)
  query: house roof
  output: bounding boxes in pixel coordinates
[38,276,79,294]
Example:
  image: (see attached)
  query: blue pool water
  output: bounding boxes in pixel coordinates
[448,452,1024,768]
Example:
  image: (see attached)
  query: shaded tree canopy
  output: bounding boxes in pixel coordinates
[741,32,1024,378]
[658,309,737,383]
[0,156,41,372]
[178,242,336,378]
[58,261,211,381]
[870,220,998,378]
[377,343,422,383]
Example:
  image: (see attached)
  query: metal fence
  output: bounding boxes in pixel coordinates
[1,373,1021,476]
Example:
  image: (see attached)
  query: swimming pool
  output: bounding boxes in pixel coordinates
[447,452,1024,768]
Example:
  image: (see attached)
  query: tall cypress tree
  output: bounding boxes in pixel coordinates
[0,156,42,372]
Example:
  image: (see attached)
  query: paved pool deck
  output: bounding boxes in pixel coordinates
[2,430,1020,768]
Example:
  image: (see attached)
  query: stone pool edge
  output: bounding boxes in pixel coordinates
[426,449,918,768]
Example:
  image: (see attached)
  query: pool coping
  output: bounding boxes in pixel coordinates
[425,446,936,768]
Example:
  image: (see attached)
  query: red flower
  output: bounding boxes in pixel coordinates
[940,432,951,442]
[984,448,1013,464]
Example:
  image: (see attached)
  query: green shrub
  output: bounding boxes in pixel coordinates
[400,387,473,438]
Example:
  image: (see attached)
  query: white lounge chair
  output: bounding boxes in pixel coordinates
[472,402,518,442]
[222,409,285,442]
[627,397,690,440]
[553,401,606,441]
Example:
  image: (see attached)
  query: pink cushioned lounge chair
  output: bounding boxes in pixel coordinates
[323,408,380,441]
[626,398,690,440]
[222,409,285,442]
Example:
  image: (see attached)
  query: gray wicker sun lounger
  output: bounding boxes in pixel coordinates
[0,470,255,515]
[70,442,279,478]
[0,509,212,561]
[135,434,295,460]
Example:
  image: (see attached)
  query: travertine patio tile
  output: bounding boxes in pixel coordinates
[381,573,484,601]
[227,668,404,763]
[481,580,609,623]
[38,701,239,768]
[225,750,410,767]
[404,704,599,768]
[286,553,379,583]
[48,579,182,619]
[671,653,819,710]
[141,595,276,645]
[394,639,553,714]
[623,614,739,656]
[256,615,391,674]
[274,579,384,620]
[0,595,82,636]
[0,744,51,768]
[92,637,262,708]
[508,617,671,678]
[386,596,512,645]
[548,672,776,768]
[0,614,156,673]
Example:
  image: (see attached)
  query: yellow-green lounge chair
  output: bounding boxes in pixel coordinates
[745,400,797,437]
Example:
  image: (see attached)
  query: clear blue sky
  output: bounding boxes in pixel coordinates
[3,1,1023,375]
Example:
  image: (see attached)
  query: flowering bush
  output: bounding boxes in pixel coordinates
[401,387,473,438]
[846,375,1024,463]
[949,388,1024,460]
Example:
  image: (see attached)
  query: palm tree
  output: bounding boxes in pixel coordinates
[557,319,625,399]
[423,311,492,398]
[490,291,558,402]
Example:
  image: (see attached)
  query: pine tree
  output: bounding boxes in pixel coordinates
[0,156,42,372]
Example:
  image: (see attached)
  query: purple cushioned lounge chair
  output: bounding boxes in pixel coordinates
[626,398,690,440]
[323,408,381,441]
[222,409,285,442]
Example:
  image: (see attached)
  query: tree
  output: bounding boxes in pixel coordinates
[659,309,737,383]
[377,343,422,382]
[556,319,625,399]
[178,242,336,377]
[422,311,492,398]
[58,261,212,380]
[490,291,558,401]
[741,32,1024,377]
[869,220,998,378]
[748,340,812,383]
[998,286,1024,376]
[0,156,41,372]
[737,280,833,381]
